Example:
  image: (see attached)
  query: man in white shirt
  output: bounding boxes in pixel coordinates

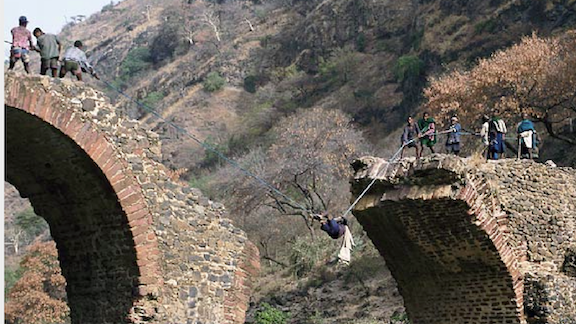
[60,40,98,81]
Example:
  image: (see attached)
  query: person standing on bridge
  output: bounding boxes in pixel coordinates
[400,116,420,158]
[445,116,462,156]
[60,41,99,81]
[417,112,437,158]
[9,16,34,74]
[33,28,61,77]
[488,110,507,160]
[517,113,536,159]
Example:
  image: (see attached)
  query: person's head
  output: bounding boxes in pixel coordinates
[451,116,458,124]
[74,40,83,49]
[407,116,414,125]
[422,111,429,119]
[482,115,490,123]
[33,28,43,38]
[492,108,500,117]
[18,16,28,26]
[521,112,529,120]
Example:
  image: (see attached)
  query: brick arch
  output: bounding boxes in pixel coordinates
[351,157,525,324]
[5,80,161,323]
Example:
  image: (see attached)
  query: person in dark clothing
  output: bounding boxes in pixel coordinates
[317,212,347,239]
[400,116,420,158]
[488,110,507,160]
[445,116,462,155]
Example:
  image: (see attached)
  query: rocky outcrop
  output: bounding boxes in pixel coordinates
[351,155,576,324]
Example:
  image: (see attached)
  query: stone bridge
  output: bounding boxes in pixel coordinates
[351,155,576,324]
[4,72,260,324]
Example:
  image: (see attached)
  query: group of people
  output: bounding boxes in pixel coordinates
[8,16,98,81]
[401,111,538,160]
[400,112,462,158]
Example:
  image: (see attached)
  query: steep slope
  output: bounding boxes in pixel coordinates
[59,0,576,171]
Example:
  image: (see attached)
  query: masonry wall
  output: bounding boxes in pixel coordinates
[5,72,259,324]
[351,155,576,324]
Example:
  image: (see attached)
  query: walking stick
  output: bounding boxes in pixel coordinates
[517,137,521,160]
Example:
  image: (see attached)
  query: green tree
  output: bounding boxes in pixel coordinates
[255,303,290,324]
[203,72,226,92]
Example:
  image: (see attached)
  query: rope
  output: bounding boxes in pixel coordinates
[98,75,481,220]
[98,79,310,212]
[340,128,477,218]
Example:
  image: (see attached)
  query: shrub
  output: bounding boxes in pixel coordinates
[244,75,259,93]
[141,91,165,109]
[15,208,48,239]
[255,303,290,324]
[393,55,423,83]
[203,72,226,92]
[289,236,332,277]
[120,47,152,79]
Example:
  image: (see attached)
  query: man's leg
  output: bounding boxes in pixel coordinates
[9,58,16,70]
[40,59,48,75]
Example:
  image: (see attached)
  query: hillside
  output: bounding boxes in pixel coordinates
[5,0,576,323]
[58,0,576,171]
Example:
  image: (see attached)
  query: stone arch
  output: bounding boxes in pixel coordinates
[351,156,525,324]
[5,77,161,323]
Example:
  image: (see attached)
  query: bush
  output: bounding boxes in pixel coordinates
[393,55,424,83]
[289,236,332,278]
[4,268,22,300]
[203,72,226,92]
[15,208,48,239]
[120,47,152,79]
[141,91,165,109]
[244,75,259,93]
[255,303,290,324]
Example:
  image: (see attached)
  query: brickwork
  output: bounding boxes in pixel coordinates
[351,155,576,324]
[4,72,259,324]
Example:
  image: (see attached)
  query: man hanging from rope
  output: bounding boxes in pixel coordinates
[312,211,355,264]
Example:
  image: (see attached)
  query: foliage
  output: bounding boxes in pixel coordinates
[114,47,153,89]
[120,47,152,79]
[141,91,165,109]
[254,302,290,324]
[318,49,360,85]
[5,241,69,324]
[390,310,410,324]
[474,18,498,35]
[203,72,226,92]
[244,75,259,93]
[15,207,48,241]
[289,235,332,277]
[4,267,22,301]
[393,55,424,83]
[424,32,576,144]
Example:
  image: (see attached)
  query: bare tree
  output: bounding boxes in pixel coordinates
[203,9,221,42]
